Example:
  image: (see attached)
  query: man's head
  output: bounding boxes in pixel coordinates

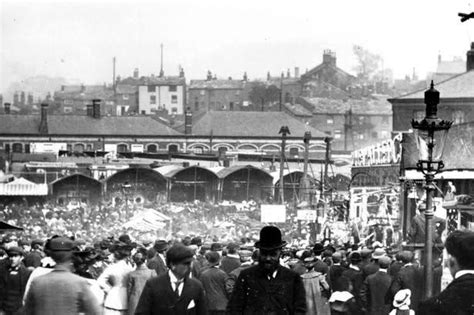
[349,252,362,266]
[254,226,287,273]
[7,246,24,268]
[445,230,474,277]
[166,244,194,280]
[226,242,239,255]
[399,250,414,264]
[205,251,221,267]
[49,237,74,264]
[154,240,168,254]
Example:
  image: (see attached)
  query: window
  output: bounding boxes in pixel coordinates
[141,110,146,115]
[235,90,240,96]
[452,110,465,124]
[150,95,156,104]
[371,131,378,139]
[334,130,342,139]
[86,144,93,151]
[67,144,72,152]
[414,110,424,120]
[171,95,178,104]
[117,144,128,152]
[289,148,299,156]
[147,144,158,153]
[4,144,10,153]
[171,107,178,113]
[380,130,390,139]
[169,85,177,92]
[168,144,178,153]
[122,94,129,100]
[12,143,22,153]
[193,147,203,154]
[74,143,84,153]
[327,116,334,124]
[229,102,234,111]
[147,85,155,92]
[25,144,30,153]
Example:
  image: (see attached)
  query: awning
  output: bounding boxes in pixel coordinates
[0,177,48,196]
[0,221,23,230]
[123,209,171,232]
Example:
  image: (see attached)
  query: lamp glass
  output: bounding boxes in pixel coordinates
[413,127,449,161]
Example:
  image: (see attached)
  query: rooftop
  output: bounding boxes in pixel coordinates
[189,79,245,89]
[301,96,392,115]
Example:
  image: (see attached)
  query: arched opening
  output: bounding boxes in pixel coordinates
[147,144,158,153]
[169,166,218,202]
[74,143,85,153]
[12,143,23,153]
[168,144,178,153]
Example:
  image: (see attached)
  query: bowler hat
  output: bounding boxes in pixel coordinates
[254,226,287,250]
[349,251,362,263]
[49,237,74,252]
[154,240,168,252]
[166,244,194,266]
[313,243,325,255]
[398,250,414,264]
[190,237,202,247]
[211,242,223,251]
[7,246,24,256]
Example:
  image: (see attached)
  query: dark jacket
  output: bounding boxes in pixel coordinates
[199,266,229,311]
[418,273,474,315]
[340,267,364,315]
[147,253,168,276]
[0,262,32,313]
[220,255,241,275]
[135,273,207,315]
[389,264,423,312]
[328,264,347,291]
[313,259,329,275]
[227,264,306,315]
[24,251,43,269]
[360,270,392,315]
[362,262,379,280]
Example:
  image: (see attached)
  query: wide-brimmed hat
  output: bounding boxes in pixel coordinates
[393,289,411,308]
[254,226,287,250]
[372,247,387,259]
[313,243,325,255]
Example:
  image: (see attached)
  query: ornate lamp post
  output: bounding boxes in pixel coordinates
[411,81,452,299]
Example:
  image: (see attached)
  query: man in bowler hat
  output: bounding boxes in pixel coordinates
[147,240,169,276]
[24,237,101,315]
[135,243,207,315]
[227,225,306,314]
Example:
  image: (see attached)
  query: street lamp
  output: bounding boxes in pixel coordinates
[121,181,132,219]
[411,81,452,299]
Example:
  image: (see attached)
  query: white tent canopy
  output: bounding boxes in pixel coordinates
[123,208,171,232]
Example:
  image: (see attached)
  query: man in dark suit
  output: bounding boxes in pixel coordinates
[389,250,423,312]
[147,240,168,276]
[199,251,229,314]
[340,251,365,315]
[418,230,474,315]
[227,226,306,314]
[135,243,207,315]
[220,243,241,274]
[312,243,329,275]
[327,251,347,292]
[360,256,393,315]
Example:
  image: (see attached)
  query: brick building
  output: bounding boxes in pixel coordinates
[53,85,115,115]
[138,74,186,115]
[389,43,474,133]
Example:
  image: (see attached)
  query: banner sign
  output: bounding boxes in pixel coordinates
[261,204,286,223]
[351,165,400,187]
[352,133,402,167]
[297,210,317,222]
[131,144,144,153]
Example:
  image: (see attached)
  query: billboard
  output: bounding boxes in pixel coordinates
[261,204,286,223]
[30,143,67,154]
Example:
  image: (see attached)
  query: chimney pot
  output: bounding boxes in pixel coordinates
[294,67,300,78]
[185,107,192,135]
[467,42,474,72]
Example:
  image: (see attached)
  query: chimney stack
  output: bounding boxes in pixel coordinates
[185,107,192,135]
[294,67,300,78]
[39,103,48,134]
[92,99,101,119]
[179,66,185,78]
[133,68,139,79]
[467,42,474,72]
[4,103,11,114]
[86,104,94,117]
[267,71,271,81]
[243,72,248,81]
[323,50,336,66]
[287,69,291,78]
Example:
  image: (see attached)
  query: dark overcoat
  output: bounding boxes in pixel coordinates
[389,264,423,312]
[360,271,392,315]
[227,264,306,315]
[199,266,229,311]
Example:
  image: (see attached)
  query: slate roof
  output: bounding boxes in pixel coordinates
[144,76,186,86]
[0,114,182,136]
[436,58,465,74]
[189,79,244,89]
[54,86,115,100]
[301,62,355,81]
[301,96,392,115]
[189,111,327,138]
[116,84,138,94]
[284,103,313,117]
[395,70,474,99]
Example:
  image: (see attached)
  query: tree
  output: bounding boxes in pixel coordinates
[352,45,382,82]
[248,83,281,111]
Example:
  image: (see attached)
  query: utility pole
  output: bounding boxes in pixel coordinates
[279,72,284,111]
[300,131,311,201]
[279,126,290,204]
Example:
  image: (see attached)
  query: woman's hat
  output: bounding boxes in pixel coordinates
[254,226,287,250]
[372,247,387,259]
[393,289,411,308]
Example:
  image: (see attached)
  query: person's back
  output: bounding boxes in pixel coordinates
[25,264,101,315]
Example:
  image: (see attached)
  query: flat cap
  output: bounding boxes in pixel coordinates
[49,237,74,252]
[166,244,194,266]
[7,246,24,256]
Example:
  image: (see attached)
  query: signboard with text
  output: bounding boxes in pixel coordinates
[297,210,317,222]
[261,204,286,223]
[352,133,402,167]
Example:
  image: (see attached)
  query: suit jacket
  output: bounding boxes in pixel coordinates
[147,253,168,276]
[313,259,329,275]
[135,273,207,315]
[362,262,379,280]
[327,264,347,292]
[340,267,364,315]
[389,264,423,312]
[220,255,241,275]
[227,264,306,315]
[360,271,392,315]
[127,265,157,315]
[24,251,43,269]
[24,264,101,315]
[0,263,32,312]
[418,273,474,315]
[199,266,229,311]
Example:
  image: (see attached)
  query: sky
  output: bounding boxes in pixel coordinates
[1,0,474,97]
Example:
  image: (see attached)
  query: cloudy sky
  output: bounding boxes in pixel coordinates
[1,0,473,95]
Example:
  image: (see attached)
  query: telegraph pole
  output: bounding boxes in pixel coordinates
[279,126,290,204]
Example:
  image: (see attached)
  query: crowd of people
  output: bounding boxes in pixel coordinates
[1,223,473,315]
